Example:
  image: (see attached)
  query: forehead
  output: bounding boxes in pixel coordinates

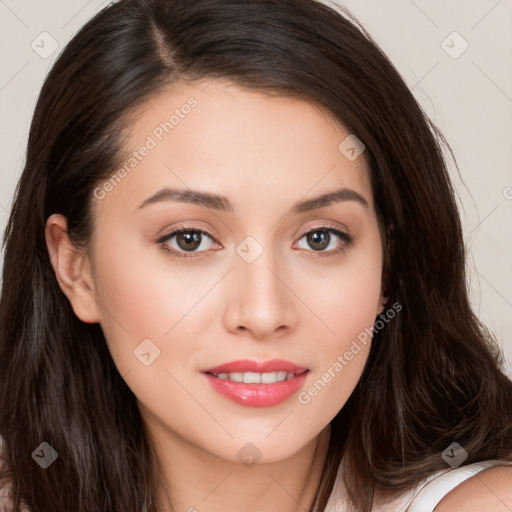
[94,79,374,218]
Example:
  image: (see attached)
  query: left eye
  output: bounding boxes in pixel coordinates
[296,227,352,254]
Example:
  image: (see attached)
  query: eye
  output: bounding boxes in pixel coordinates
[295,226,353,256]
[157,227,220,258]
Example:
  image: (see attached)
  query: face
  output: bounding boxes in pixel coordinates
[62,79,386,464]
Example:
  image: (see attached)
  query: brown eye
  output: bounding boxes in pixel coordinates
[157,228,218,258]
[175,230,202,251]
[296,227,353,256]
[306,231,331,251]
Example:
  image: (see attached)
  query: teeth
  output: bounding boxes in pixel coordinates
[261,372,276,384]
[244,372,261,384]
[214,371,297,383]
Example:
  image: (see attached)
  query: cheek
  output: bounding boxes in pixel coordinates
[327,269,381,343]
[296,299,377,427]
[90,230,222,378]
[316,235,383,347]
[298,235,383,413]
[89,231,172,368]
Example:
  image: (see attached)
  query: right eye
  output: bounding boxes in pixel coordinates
[157,227,221,259]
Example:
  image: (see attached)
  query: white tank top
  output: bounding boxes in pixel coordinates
[325,459,512,512]
[404,459,512,511]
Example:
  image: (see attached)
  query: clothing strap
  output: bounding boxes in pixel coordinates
[406,459,512,512]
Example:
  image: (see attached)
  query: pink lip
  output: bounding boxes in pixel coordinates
[202,359,309,408]
[203,359,308,374]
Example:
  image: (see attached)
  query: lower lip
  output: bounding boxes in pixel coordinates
[203,372,309,407]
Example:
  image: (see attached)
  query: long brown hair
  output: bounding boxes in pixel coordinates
[1,1,511,511]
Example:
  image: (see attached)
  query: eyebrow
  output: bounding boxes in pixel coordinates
[136,186,369,214]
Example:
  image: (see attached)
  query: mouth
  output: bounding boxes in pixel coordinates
[205,369,309,384]
[202,359,310,407]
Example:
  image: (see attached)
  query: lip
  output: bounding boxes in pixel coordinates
[202,359,310,408]
[203,359,308,374]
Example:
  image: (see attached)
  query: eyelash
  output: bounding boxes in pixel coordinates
[157,225,354,259]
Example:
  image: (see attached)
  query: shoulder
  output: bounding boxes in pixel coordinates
[434,464,512,511]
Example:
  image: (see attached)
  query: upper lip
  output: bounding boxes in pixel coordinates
[203,359,309,375]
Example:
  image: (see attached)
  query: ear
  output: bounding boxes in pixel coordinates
[377,223,393,316]
[45,213,100,324]
[377,291,388,316]
[377,259,389,316]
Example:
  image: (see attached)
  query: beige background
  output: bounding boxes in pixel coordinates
[1,0,511,375]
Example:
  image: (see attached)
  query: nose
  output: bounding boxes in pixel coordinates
[222,246,298,340]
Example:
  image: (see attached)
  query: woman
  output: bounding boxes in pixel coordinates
[0,1,511,511]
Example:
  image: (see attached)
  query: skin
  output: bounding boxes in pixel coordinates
[45,79,389,511]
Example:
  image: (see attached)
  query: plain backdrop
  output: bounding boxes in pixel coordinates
[0,0,511,376]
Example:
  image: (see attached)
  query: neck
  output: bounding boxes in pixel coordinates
[146,422,332,512]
